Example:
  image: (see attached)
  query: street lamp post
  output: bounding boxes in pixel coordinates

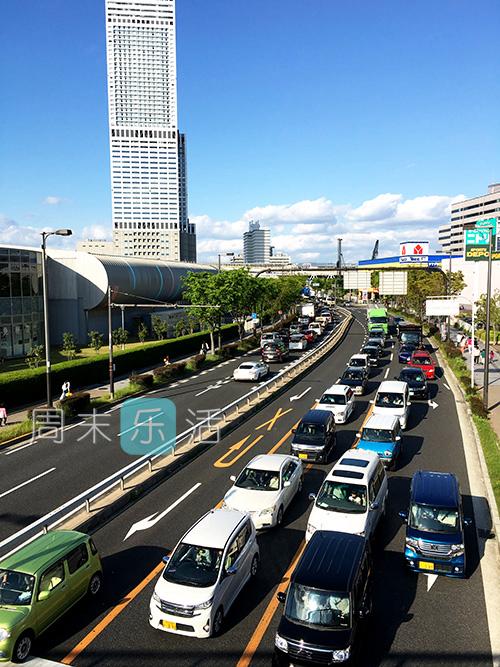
[108,286,115,400]
[484,227,494,410]
[40,229,72,408]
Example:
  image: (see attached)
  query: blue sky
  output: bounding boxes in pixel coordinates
[1,0,499,262]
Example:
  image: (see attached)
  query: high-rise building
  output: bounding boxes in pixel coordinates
[243,221,271,264]
[102,0,196,261]
[439,183,500,255]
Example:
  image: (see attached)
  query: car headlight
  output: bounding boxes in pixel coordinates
[220,500,229,509]
[451,543,465,555]
[0,628,11,642]
[152,592,161,604]
[275,633,288,652]
[259,506,275,516]
[194,598,213,610]
[384,450,393,457]
[332,647,350,661]
[406,537,418,550]
[356,531,365,537]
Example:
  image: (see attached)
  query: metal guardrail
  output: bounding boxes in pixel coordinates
[0,308,352,558]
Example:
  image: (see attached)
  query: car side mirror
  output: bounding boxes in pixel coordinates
[464,517,473,527]
[370,502,379,511]
[369,399,374,405]
[226,565,238,576]
[162,555,170,565]
[291,428,296,434]
[308,493,316,501]
[398,511,408,522]
[277,591,286,604]
[356,432,361,438]
[283,480,291,488]
[395,436,401,441]
[38,590,51,602]
[407,401,412,406]
[229,475,236,482]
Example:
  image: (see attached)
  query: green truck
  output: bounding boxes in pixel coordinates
[367,307,389,334]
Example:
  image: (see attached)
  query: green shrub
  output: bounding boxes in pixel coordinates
[58,392,91,419]
[469,396,489,419]
[129,373,154,389]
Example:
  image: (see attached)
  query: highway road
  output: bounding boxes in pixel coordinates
[13,307,495,666]
[0,323,345,542]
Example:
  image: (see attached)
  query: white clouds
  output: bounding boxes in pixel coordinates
[80,224,112,240]
[194,191,459,264]
[0,214,44,246]
[43,196,63,205]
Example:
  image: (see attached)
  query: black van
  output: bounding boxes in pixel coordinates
[274,531,372,666]
[290,410,336,463]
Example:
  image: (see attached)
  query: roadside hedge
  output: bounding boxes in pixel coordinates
[0,324,238,407]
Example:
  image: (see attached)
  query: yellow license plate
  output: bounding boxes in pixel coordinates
[419,561,434,571]
[161,620,177,630]
[298,453,308,460]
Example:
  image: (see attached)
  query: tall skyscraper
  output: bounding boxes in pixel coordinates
[243,221,271,264]
[104,0,196,261]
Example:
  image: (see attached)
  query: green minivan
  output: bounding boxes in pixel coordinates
[0,530,102,663]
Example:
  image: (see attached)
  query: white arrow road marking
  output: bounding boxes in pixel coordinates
[0,468,56,499]
[443,383,451,390]
[195,379,226,397]
[290,387,312,402]
[426,573,439,591]
[124,482,202,540]
[428,400,439,409]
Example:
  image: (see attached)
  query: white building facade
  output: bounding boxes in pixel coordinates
[104,0,196,261]
[439,183,500,255]
[243,221,271,264]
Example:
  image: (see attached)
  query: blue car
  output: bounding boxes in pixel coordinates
[399,471,471,578]
[355,413,401,469]
[398,344,416,363]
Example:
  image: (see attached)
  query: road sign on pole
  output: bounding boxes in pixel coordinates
[475,217,497,236]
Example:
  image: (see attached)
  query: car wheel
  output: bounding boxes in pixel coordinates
[276,506,284,527]
[211,607,224,637]
[250,554,259,578]
[88,572,103,597]
[12,632,33,663]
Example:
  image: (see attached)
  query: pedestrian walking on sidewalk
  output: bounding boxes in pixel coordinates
[60,380,70,401]
[200,341,209,357]
[163,355,170,366]
[0,403,7,426]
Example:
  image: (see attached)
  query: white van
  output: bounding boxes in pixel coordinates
[309,322,323,336]
[150,509,259,638]
[315,384,355,424]
[306,449,388,541]
[348,353,369,373]
[371,380,411,430]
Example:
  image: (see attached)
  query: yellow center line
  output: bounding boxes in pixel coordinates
[351,403,374,448]
[213,435,264,468]
[256,407,293,431]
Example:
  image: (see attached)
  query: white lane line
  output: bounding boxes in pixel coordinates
[200,371,208,375]
[0,467,56,499]
[207,367,215,372]
[179,379,190,383]
[117,411,165,437]
[390,352,394,361]
[443,383,451,390]
[191,375,199,379]
[170,383,179,388]
[4,440,39,456]
[384,368,390,379]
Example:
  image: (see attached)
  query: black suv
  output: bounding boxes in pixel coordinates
[274,531,372,665]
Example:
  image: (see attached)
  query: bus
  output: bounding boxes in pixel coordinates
[367,307,389,334]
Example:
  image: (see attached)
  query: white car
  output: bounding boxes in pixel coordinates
[347,353,369,373]
[233,361,269,382]
[306,449,388,541]
[315,384,355,424]
[150,509,259,638]
[309,322,323,336]
[289,334,307,351]
[371,380,411,430]
[222,454,303,529]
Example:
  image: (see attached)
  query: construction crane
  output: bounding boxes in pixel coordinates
[371,240,379,260]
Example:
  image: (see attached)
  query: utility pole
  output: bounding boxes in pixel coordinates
[483,228,493,410]
[108,286,114,399]
[336,238,343,305]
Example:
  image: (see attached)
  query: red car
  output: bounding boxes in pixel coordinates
[303,329,317,344]
[408,351,436,379]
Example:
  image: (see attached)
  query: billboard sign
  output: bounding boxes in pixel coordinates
[343,270,371,290]
[464,218,500,261]
[425,299,460,317]
[475,217,497,236]
[399,241,429,264]
[379,271,408,295]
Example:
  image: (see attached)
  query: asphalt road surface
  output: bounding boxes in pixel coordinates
[5,309,496,666]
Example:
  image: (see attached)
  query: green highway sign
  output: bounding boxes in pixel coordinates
[465,230,489,246]
[475,217,497,236]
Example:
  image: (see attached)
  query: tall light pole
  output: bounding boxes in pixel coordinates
[41,229,72,408]
[218,252,234,272]
[483,227,494,410]
[108,286,115,400]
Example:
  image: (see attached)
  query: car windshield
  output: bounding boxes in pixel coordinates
[296,422,325,439]
[363,347,377,356]
[343,369,363,380]
[362,427,393,442]
[401,345,416,353]
[369,316,388,324]
[163,543,223,587]
[409,503,459,534]
[319,393,346,405]
[413,356,431,366]
[401,371,425,383]
[349,358,365,367]
[315,480,367,513]
[291,335,303,341]
[0,569,35,606]
[368,339,382,345]
[235,467,280,491]
[285,583,350,629]
[375,392,404,407]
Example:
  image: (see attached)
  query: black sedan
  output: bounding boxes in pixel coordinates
[398,344,416,363]
[398,367,429,399]
[340,366,368,395]
[361,345,380,366]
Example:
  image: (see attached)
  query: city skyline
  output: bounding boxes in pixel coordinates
[1,0,499,263]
